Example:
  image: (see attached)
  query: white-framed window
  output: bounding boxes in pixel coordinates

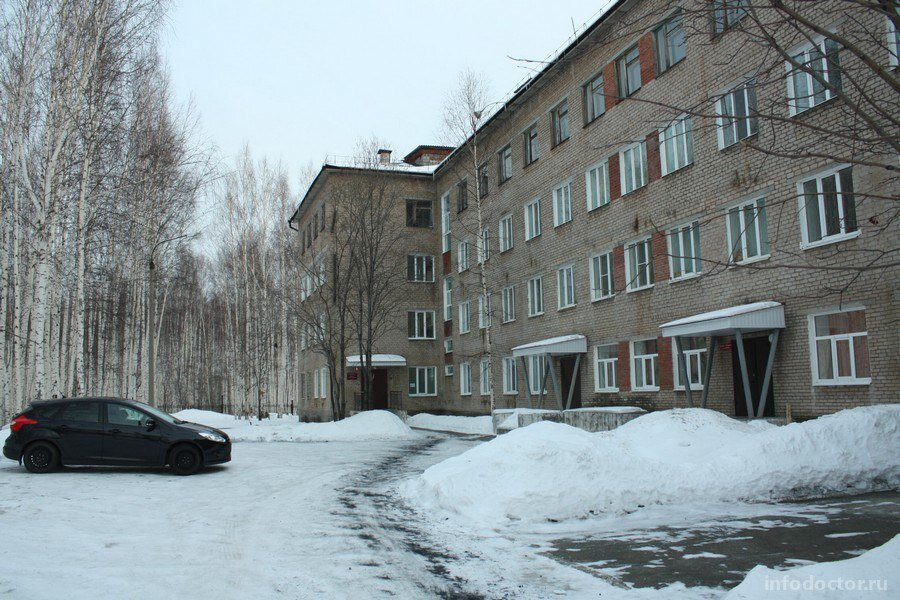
[499,214,513,252]
[477,226,490,264]
[501,285,516,323]
[809,308,871,385]
[502,357,518,395]
[889,10,899,67]
[528,355,547,394]
[527,276,544,316]
[556,264,576,309]
[459,300,470,334]
[625,238,653,291]
[524,124,539,165]
[552,180,573,227]
[407,310,435,340]
[616,45,641,97]
[441,192,451,252]
[585,160,610,211]
[443,277,453,321]
[673,338,706,390]
[714,0,748,34]
[593,344,618,392]
[655,11,685,73]
[525,197,542,240]
[498,144,512,183]
[583,72,605,124]
[444,338,453,354]
[444,364,454,377]
[717,82,758,149]
[408,366,437,397]
[313,367,320,398]
[479,359,492,395]
[798,165,858,248]
[478,293,492,329]
[457,238,470,272]
[316,367,329,399]
[727,197,769,264]
[786,35,842,116]
[407,253,434,282]
[631,339,659,391]
[551,99,570,146]
[668,221,702,280]
[460,362,472,395]
[659,115,694,176]
[589,250,614,301]
[619,141,648,194]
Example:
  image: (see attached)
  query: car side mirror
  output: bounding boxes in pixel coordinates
[146,418,156,431]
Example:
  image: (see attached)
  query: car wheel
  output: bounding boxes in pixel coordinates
[23,442,59,474]
[170,444,202,476]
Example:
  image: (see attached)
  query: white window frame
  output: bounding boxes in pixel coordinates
[726,196,770,265]
[460,362,472,395]
[444,338,452,354]
[583,72,605,123]
[479,359,491,395]
[551,99,570,146]
[619,141,648,194]
[443,277,453,321]
[458,300,470,334]
[716,81,758,149]
[616,45,641,97]
[659,114,694,176]
[786,34,841,116]
[589,250,615,301]
[556,263,576,309]
[528,355,548,394]
[498,213,513,252]
[408,366,437,397]
[444,364,454,377]
[655,11,685,73]
[552,180,573,227]
[498,144,512,183]
[624,238,653,292]
[797,164,859,249]
[478,293,492,329]
[585,160,610,211]
[527,276,544,316]
[672,338,706,390]
[808,306,871,386]
[407,253,435,283]
[631,339,659,391]
[501,285,516,323]
[524,197,542,240]
[593,344,618,392]
[457,238,470,272]
[441,192,452,253]
[408,310,435,340]
[668,220,702,281]
[502,357,518,395]
[889,10,899,67]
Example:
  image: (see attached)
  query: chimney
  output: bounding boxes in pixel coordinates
[376,149,392,164]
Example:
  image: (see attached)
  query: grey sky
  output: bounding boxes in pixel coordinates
[161,1,610,183]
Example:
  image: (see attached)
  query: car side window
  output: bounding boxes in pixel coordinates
[107,404,149,427]
[59,402,101,424]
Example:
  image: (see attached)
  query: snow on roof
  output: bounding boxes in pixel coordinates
[346,354,407,367]
[512,334,587,357]
[323,156,437,174]
[660,302,785,337]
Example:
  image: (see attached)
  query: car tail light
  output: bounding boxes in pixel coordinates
[10,415,38,432]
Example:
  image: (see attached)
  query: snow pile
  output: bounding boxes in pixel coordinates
[725,534,899,599]
[407,413,494,436]
[404,406,900,526]
[174,409,418,442]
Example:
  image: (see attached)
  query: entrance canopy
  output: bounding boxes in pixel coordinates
[660,301,784,338]
[346,354,406,368]
[512,334,587,357]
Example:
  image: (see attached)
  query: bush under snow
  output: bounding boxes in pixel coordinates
[403,405,900,526]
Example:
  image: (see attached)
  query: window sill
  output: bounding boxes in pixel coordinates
[502,319,516,325]
[668,272,702,284]
[813,378,871,387]
[503,391,518,396]
[499,247,513,254]
[460,330,471,335]
[789,94,838,118]
[621,183,648,197]
[525,234,542,242]
[408,338,436,341]
[718,131,758,152]
[729,254,771,268]
[523,157,539,170]
[632,386,660,392]
[527,312,545,318]
[498,177,511,187]
[407,280,436,284]
[551,137,570,150]
[557,304,576,312]
[661,160,695,179]
[591,294,615,303]
[587,200,611,213]
[583,113,605,129]
[674,386,704,392]
[595,388,619,394]
[460,392,472,397]
[409,393,438,398]
[626,284,654,294]
[801,230,860,250]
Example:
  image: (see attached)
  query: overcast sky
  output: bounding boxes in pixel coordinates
[161,1,611,185]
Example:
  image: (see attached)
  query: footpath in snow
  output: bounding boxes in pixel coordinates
[406,413,494,436]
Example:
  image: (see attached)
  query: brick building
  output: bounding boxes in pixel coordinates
[290,0,899,422]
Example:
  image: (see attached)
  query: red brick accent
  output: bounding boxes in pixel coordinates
[444,352,453,365]
[638,32,656,86]
[602,62,618,111]
[442,251,451,275]
[443,320,452,336]
[613,245,626,293]
[646,132,661,182]
[651,232,668,284]
[658,336,673,390]
[608,153,621,200]
[617,341,631,392]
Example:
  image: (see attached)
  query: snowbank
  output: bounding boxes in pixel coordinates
[404,405,900,526]
[174,409,418,442]
[725,534,899,599]
[407,413,494,436]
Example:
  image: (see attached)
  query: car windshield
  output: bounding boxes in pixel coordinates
[127,401,182,424]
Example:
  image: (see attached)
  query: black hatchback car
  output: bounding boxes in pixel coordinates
[3,397,230,475]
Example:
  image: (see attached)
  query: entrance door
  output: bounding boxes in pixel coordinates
[372,369,389,410]
[732,336,775,417]
[559,356,582,410]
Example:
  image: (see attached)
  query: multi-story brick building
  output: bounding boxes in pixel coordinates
[290,0,899,422]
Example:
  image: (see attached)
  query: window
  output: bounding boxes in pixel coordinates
[499,214,513,252]
[319,368,329,399]
[810,308,870,385]
[408,366,437,396]
[655,12,685,73]
[798,165,857,247]
[441,192,451,252]
[583,72,605,124]
[444,364,454,377]
[456,180,468,213]
[313,213,319,238]
[524,197,542,240]
[527,276,544,316]
[551,99,570,146]
[501,285,516,323]
[589,251,614,301]
[727,197,769,263]
[673,338,707,390]
[524,125,539,165]
[717,82,758,149]
[444,338,453,354]
[616,46,641,97]
[889,10,899,67]
[313,369,320,398]
[787,36,842,115]
[478,293,491,329]
[631,339,659,391]
[585,160,610,211]
[457,238,470,272]
[502,357,518,394]
[60,401,101,423]
[625,238,653,291]
[407,254,434,282]
[478,163,489,198]
[552,181,573,227]
[668,221,702,280]
[659,115,694,175]
[460,362,472,395]
[459,300,471,334]
[498,145,512,183]
[619,141,648,194]
[320,203,327,231]
[594,345,618,392]
[528,355,547,394]
[406,199,432,227]
[407,310,435,340]
[305,224,311,248]
[557,264,576,309]
[443,277,453,321]
[477,226,490,264]
[479,359,491,395]
[714,0,747,34]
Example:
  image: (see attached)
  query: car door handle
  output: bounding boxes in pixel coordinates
[110,428,121,434]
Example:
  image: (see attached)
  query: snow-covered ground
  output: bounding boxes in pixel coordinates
[406,412,494,436]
